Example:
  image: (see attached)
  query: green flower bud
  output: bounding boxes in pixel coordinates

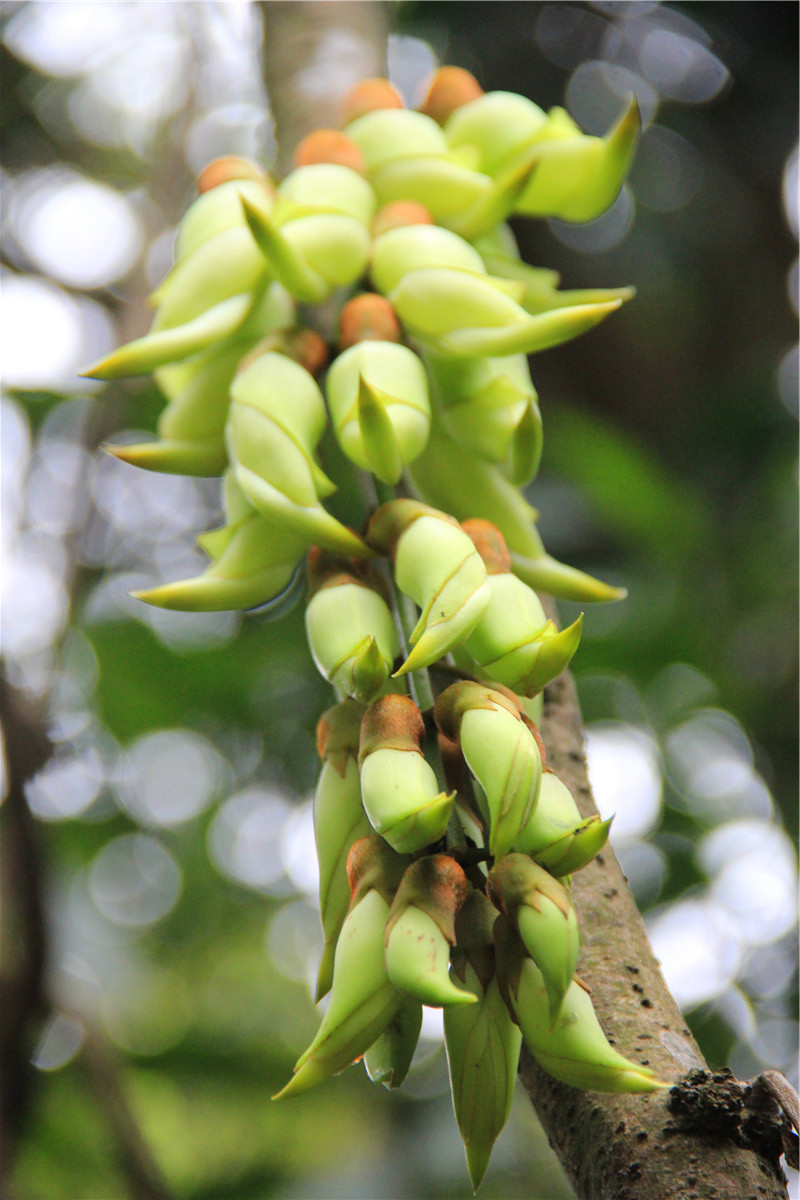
[388,266,532,343]
[174,177,274,262]
[367,500,491,675]
[106,286,296,475]
[494,918,666,1093]
[305,551,400,703]
[434,682,542,861]
[370,155,490,224]
[444,90,548,177]
[358,694,455,853]
[515,97,640,223]
[345,107,449,172]
[150,225,269,330]
[384,855,476,1007]
[240,197,327,302]
[82,293,253,380]
[426,351,541,482]
[512,771,611,877]
[429,295,626,360]
[445,892,522,1191]
[133,502,306,614]
[274,887,402,1099]
[275,163,376,226]
[407,427,626,603]
[371,223,485,295]
[313,701,373,1000]
[227,350,372,558]
[488,853,579,1023]
[445,152,539,241]
[363,995,422,1089]
[458,519,583,695]
[325,341,430,483]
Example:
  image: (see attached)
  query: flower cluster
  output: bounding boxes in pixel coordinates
[84,66,665,1191]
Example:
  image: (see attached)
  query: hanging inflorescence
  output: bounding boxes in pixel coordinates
[83,67,667,1192]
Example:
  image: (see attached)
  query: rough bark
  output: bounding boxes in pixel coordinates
[528,669,790,1200]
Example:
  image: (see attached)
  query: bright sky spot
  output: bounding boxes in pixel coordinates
[13,170,144,289]
[208,786,295,894]
[584,722,662,842]
[89,833,182,927]
[0,275,115,391]
[647,897,742,1009]
[115,729,226,828]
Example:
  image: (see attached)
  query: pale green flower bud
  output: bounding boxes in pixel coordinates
[274,887,401,1099]
[488,853,579,1023]
[388,266,531,343]
[445,891,522,1191]
[407,427,627,603]
[325,341,430,483]
[227,350,372,558]
[275,163,376,226]
[174,177,274,262]
[358,694,455,853]
[104,286,296,475]
[363,996,422,1089]
[367,500,491,675]
[305,550,400,703]
[512,771,612,877]
[384,856,476,1007]
[150,226,269,330]
[494,917,666,1093]
[242,165,373,300]
[444,90,548,177]
[458,519,583,696]
[82,294,253,380]
[426,293,626,360]
[434,682,542,861]
[313,701,373,1000]
[515,98,640,223]
[370,156,491,224]
[345,107,449,172]
[371,223,485,295]
[133,502,306,614]
[426,351,542,482]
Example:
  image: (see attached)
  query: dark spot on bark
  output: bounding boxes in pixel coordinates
[627,1162,642,1180]
[632,982,644,993]
[641,998,653,1008]
[615,1121,627,1135]
[667,1069,787,1175]
[603,888,619,899]
[636,1130,648,1142]
[625,964,640,974]
[686,1175,697,1186]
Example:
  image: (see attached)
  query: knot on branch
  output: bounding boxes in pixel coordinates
[667,1068,799,1177]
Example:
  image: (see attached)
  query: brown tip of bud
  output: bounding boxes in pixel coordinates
[420,66,484,125]
[359,693,425,762]
[197,156,269,193]
[236,327,329,377]
[293,129,366,174]
[372,201,435,238]
[341,78,404,124]
[339,293,401,349]
[316,699,365,773]
[461,518,511,574]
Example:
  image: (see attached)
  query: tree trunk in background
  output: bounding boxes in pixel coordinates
[260,1,390,175]
[256,5,792,1197]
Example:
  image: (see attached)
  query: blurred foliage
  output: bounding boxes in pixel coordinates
[1,3,797,1199]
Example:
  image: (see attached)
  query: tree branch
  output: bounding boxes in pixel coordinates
[528,668,790,1200]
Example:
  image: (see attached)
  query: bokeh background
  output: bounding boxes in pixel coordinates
[1,3,797,1198]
